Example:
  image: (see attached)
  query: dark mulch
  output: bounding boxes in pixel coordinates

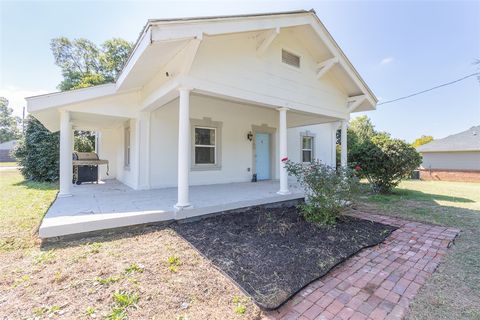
[172,206,396,310]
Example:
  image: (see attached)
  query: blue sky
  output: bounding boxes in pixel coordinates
[1,0,479,142]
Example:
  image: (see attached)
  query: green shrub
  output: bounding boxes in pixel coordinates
[284,160,360,224]
[351,135,422,193]
[13,116,60,182]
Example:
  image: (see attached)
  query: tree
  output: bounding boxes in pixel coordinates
[412,135,434,148]
[51,37,132,91]
[13,116,60,182]
[74,131,95,152]
[350,135,422,193]
[0,97,21,143]
[14,37,131,182]
[335,116,381,167]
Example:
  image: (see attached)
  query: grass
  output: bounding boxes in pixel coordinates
[0,162,17,167]
[1,169,478,319]
[0,169,258,319]
[360,179,480,320]
[0,169,57,251]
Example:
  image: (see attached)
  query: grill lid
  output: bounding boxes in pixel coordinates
[73,152,99,160]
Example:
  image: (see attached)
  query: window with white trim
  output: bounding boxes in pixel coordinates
[194,127,216,165]
[302,136,314,163]
[124,126,131,168]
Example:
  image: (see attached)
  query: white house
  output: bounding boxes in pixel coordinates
[27,10,377,236]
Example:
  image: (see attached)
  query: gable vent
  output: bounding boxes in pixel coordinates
[282,49,300,68]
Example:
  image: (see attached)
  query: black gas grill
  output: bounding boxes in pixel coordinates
[72,152,109,185]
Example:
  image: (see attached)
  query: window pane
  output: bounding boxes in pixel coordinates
[195,128,215,145]
[302,136,312,149]
[195,146,215,164]
[302,150,312,163]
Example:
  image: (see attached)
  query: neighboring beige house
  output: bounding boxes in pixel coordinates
[417,125,480,182]
[0,140,17,162]
[26,10,378,237]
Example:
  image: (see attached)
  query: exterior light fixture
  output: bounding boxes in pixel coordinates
[247,131,253,141]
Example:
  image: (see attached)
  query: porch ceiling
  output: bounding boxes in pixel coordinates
[70,112,130,131]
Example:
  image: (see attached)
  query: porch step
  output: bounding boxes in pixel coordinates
[39,192,304,239]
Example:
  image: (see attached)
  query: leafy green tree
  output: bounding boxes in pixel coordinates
[412,135,433,148]
[0,97,21,143]
[51,37,132,91]
[15,37,131,181]
[350,135,422,193]
[74,131,95,152]
[13,116,60,181]
[336,115,381,167]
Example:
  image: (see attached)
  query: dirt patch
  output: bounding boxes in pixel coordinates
[172,206,396,310]
[0,227,261,319]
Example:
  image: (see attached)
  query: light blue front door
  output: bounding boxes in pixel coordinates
[255,133,270,180]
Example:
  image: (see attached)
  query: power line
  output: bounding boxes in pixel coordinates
[377,72,480,106]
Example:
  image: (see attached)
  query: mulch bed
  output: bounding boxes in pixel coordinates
[172,206,397,310]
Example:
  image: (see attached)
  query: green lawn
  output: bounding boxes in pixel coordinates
[361,180,480,320]
[0,162,17,167]
[0,169,58,251]
[0,170,479,319]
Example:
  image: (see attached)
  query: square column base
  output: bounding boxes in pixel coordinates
[57,193,73,198]
[174,204,193,211]
[277,190,291,195]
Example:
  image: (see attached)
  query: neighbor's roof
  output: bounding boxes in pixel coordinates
[417,125,480,152]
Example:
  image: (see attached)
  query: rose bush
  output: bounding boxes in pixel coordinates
[284,159,360,224]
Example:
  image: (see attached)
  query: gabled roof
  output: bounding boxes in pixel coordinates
[417,125,480,152]
[27,10,377,115]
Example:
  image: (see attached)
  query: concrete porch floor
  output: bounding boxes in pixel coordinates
[39,180,303,238]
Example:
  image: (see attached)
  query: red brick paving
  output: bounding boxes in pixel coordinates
[262,212,459,320]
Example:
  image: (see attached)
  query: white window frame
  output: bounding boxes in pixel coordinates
[191,117,222,171]
[300,133,315,163]
[194,126,217,165]
[124,125,131,169]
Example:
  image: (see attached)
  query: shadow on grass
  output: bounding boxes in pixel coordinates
[13,179,58,191]
[361,183,475,204]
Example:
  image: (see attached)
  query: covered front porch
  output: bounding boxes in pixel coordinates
[39,179,303,238]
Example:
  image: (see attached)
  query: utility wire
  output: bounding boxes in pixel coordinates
[377,72,480,106]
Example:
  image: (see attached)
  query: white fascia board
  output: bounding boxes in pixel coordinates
[150,15,309,42]
[307,15,377,109]
[116,27,152,90]
[179,75,348,119]
[26,84,117,113]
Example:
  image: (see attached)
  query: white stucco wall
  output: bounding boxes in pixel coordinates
[287,123,336,167]
[96,95,338,189]
[97,129,119,181]
[420,151,480,171]
[149,94,280,188]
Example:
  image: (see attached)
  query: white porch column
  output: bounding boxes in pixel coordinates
[332,122,339,167]
[175,87,191,209]
[340,120,348,168]
[59,110,73,197]
[277,107,290,195]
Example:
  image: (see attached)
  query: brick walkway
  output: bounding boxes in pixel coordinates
[263,212,460,320]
